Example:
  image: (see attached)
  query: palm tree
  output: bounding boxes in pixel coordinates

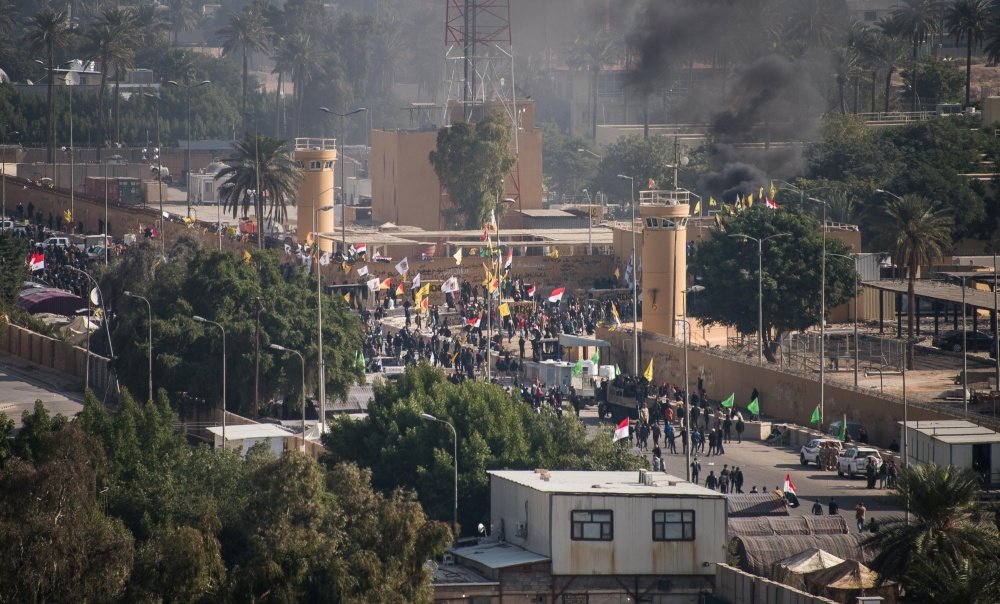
[905,553,1000,603]
[858,26,910,112]
[164,0,198,45]
[272,33,328,139]
[133,1,170,48]
[218,5,270,127]
[79,9,136,160]
[886,0,947,111]
[863,464,997,585]
[0,0,18,37]
[215,133,301,249]
[23,9,73,165]
[565,29,618,140]
[876,194,952,368]
[945,0,995,108]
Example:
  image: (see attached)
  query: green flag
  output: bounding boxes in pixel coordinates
[720,393,734,408]
[747,398,760,415]
[573,358,583,377]
[355,350,365,371]
[591,349,600,364]
[810,405,821,425]
[839,414,847,442]
[615,364,621,376]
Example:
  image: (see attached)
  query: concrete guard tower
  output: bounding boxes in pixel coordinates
[640,189,690,339]
[294,138,337,253]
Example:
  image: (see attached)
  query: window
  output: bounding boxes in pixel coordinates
[571,510,613,541]
[309,160,322,170]
[645,217,658,229]
[324,160,334,169]
[653,510,695,541]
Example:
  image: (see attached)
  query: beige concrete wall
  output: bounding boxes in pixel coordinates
[715,564,837,604]
[0,323,111,394]
[293,139,338,253]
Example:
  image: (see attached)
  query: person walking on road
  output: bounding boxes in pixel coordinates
[828,498,839,515]
[855,501,867,533]
[691,458,701,484]
[811,500,823,515]
[705,470,718,491]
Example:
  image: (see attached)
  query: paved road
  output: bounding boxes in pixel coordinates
[0,354,83,429]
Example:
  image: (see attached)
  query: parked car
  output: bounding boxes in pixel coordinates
[837,447,882,478]
[39,236,70,249]
[826,420,867,443]
[800,438,842,466]
[932,330,994,353]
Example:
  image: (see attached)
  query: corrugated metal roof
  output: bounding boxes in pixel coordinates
[516,209,577,218]
[451,541,550,569]
[489,470,723,497]
[430,561,498,586]
[728,515,848,537]
[725,494,790,517]
[735,534,872,577]
[207,424,293,439]
[901,419,1000,444]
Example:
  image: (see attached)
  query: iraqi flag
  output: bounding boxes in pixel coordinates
[467,315,482,329]
[782,473,801,508]
[765,198,780,209]
[526,284,536,298]
[548,287,565,303]
[613,417,630,442]
[29,252,44,272]
[355,243,367,256]
[503,248,513,271]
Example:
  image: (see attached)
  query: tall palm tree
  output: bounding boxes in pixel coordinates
[0,0,18,37]
[23,9,73,164]
[272,33,328,139]
[887,0,947,111]
[566,29,618,140]
[905,553,1000,603]
[858,26,910,112]
[164,0,198,45]
[133,1,170,48]
[945,0,995,108]
[215,133,301,249]
[863,464,997,584]
[218,5,270,128]
[79,9,136,160]
[877,194,952,368]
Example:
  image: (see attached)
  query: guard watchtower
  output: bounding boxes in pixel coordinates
[640,189,691,339]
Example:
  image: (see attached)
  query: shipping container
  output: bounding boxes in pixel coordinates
[84,176,118,201]
[116,177,143,205]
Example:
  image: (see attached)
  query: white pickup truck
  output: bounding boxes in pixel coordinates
[837,447,882,478]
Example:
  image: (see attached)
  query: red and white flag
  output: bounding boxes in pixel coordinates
[355,243,367,256]
[503,247,513,271]
[765,198,780,210]
[613,417,630,442]
[548,287,565,303]
[783,473,796,494]
[526,284,536,297]
[29,252,44,272]
[467,315,482,329]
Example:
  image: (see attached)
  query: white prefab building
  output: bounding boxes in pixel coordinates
[901,420,1000,486]
[207,424,294,458]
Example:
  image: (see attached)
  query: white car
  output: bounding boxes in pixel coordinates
[837,447,882,478]
[799,438,842,466]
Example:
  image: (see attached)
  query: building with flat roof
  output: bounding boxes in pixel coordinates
[207,423,294,458]
[900,419,1000,486]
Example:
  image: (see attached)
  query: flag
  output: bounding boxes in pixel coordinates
[412,273,421,290]
[839,414,847,441]
[467,315,482,329]
[355,350,366,371]
[548,287,565,303]
[343,292,350,303]
[573,358,583,376]
[453,247,463,266]
[503,247,513,271]
[396,283,405,296]
[692,200,701,215]
[747,398,760,415]
[614,267,620,280]
[489,209,497,231]
[709,196,717,207]
[380,277,393,290]
[549,248,559,258]
[811,405,821,425]
[615,364,621,377]
[610,302,621,325]
[243,249,252,263]
[720,393,734,408]
[395,257,409,276]
[646,178,655,189]
[526,284,536,298]
[590,349,600,364]
[355,243,367,256]
[482,262,493,286]
[420,297,429,311]
[357,265,369,277]
[319,252,331,266]
[366,277,381,292]
[441,276,460,294]
[481,229,488,242]
[643,358,653,381]
[758,186,765,200]
[498,302,510,317]
[746,192,754,207]
[416,283,430,299]
[613,417,630,442]
[29,252,44,272]
[765,198,780,210]
[769,181,778,199]
[63,209,72,223]
[783,473,800,507]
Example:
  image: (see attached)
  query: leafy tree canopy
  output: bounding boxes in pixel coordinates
[541,121,599,201]
[591,134,680,202]
[321,363,645,535]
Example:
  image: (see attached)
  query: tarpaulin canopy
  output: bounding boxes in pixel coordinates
[17,287,87,316]
[772,548,845,590]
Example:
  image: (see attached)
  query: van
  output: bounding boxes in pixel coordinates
[40,236,70,249]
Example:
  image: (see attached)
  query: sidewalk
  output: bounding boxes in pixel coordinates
[0,352,84,402]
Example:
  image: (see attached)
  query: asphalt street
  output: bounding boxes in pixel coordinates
[0,353,83,429]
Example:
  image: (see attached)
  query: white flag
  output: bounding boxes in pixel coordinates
[395,257,409,276]
[90,287,101,306]
[441,276,460,294]
[366,277,381,292]
[284,244,292,254]
[412,273,421,289]
[319,252,331,266]
[357,265,369,276]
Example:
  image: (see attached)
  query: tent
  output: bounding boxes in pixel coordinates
[734,534,871,577]
[17,287,87,316]
[804,559,898,604]
[726,493,790,517]
[772,548,845,591]
[729,515,848,538]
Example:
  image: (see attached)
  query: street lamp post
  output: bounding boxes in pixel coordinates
[319,107,367,251]
[680,284,704,481]
[193,315,226,451]
[166,79,211,217]
[617,174,639,374]
[66,266,117,395]
[270,343,306,447]
[313,201,335,432]
[421,412,458,539]
[828,253,860,387]
[582,188,594,255]
[961,275,969,416]
[123,291,153,402]
[728,232,791,364]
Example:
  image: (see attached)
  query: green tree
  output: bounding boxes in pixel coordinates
[429,111,517,229]
[592,134,681,203]
[900,57,965,106]
[541,122,599,201]
[128,524,226,604]
[23,8,72,164]
[215,133,302,245]
[690,208,856,362]
[873,194,952,368]
[218,5,270,126]
[272,32,329,139]
[79,8,137,158]
[164,0,199,45]
[322,364,644,535]
[863,464,998,590]
[0,233,27,316]
[945,0,995,108]
[860,25,910,112]
[886,0,947,110]
[905,552,1000,604]
[565,28,619,140]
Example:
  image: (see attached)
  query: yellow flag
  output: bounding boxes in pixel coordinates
[417,283,430,299]
[692,200,701,215]
[482,262,493,286]
[243,249,252,263]
[747,192,754,207]
[610,302,621,325]
[453,247,463,266]
[709,196,717,207]
[63,209,72,223]
[549,248,559,258]
[396,283,404,296]
[498,302,510,317]
[614,267,620,280]
[343,292,350,303]
[769,181,777,199]
[643,358,654,382]
[758,186,765,200]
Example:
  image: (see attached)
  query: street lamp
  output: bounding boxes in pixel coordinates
[123,291,153,402]
[807,196,831,427]
[728,232,790,364]
[166,79,211,217]
[420,412,458,538]
[582,189,594,255]
[66,266,116,378]
[576,148,602,159]
[193,315,226,451]
[617,174,639,374]
[319,106,367,251]
[827,253,861,387]
[270,343,306,446]
[313,202,335,432]
[680,284,704,481]
[142,93,165,256]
